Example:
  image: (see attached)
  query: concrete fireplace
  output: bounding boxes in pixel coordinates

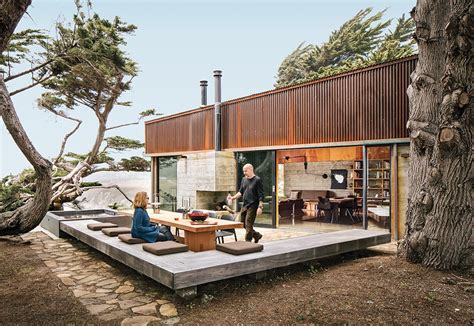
[176,151,236,210]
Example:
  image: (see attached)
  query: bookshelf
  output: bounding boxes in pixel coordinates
[352,159,390,198]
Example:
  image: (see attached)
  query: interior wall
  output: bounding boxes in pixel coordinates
[283,161,354,197]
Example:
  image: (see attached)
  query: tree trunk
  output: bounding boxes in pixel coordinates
[0,0,53,236]
[87,120,107,165]
[0,77,52,235]
[0,0,31,53]
[399,0,473,270]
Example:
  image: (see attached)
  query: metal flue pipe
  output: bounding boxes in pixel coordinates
[213,70,222,151]
[200,80,208,106]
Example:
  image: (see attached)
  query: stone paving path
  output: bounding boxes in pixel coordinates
[22,232,181,326]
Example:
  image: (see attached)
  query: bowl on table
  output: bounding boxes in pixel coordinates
[187,212,209,222]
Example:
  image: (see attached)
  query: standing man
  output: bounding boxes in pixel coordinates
[227,163,263,243]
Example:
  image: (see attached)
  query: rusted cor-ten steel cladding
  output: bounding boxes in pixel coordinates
[145,105,215,154]
[145,56,417,155]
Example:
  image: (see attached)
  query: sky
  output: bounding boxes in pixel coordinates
[0,0,415,176]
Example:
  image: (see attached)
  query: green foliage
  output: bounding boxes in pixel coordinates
[64,152,88,161]
[0,170,35,213]
[139,108,161,119]
[53,168,69,178]
[105,136,143,151]
[61,152,88,165]
[158,157,178,168]
[108,202,120,209]
[93,152,114,164]
[0,29,49,73]
[17,168,36,185]
[159,189,177,203]
[38,7,138,112]
[79,181,102,187]
[120,156,150,171]
[275,8,416,87]
[0,183,26,212]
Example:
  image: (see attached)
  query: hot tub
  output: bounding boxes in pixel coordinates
[40,209,132,238]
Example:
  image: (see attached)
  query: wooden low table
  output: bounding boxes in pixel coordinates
[149,211,243,252]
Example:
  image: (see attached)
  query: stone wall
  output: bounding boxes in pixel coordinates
[176,151,236,209]
[282,161,354,197]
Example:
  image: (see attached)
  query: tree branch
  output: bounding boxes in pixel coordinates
[105,121,139,131]
[52,160,89,191]
[89,166,121,174]
[54,161,75,173]
[54,117,82,164]
[4,58,54,82]
[9,74,53,96]
[80,185,133,203]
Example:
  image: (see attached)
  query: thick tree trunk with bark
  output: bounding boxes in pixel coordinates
[399,0,473,270]
[0,76,52,235]
[0,0,31,52]
[0,0,53,236]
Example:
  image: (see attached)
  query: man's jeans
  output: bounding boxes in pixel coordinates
[240,206,262,242]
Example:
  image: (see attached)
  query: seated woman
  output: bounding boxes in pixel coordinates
[131,192,174,242]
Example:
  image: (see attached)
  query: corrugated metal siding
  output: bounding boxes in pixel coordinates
[145,106,214,154]
[146,56,416,154]
[222,57,416,149]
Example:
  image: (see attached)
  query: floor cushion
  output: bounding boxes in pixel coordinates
[118,234,147,244]
[216,241,263,255]
[101,227,131,236]
[87,222,118,231]
[142,241,188,255]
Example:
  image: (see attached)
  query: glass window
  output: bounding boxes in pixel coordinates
[366,146,391,231]
[158,157,178,212]
[235,151,274,227]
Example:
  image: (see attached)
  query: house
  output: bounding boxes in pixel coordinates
[144,55,417,240]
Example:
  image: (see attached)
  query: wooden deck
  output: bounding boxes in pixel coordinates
[60,219,390,298]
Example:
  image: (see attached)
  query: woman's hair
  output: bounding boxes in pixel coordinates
[133,191,148,209]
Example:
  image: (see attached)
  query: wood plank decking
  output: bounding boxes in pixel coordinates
[60,219,390,298]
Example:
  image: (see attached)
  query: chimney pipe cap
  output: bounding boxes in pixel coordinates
[213,70,222,77]
[200,80,208,86]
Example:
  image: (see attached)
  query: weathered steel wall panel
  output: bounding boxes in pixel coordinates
[145,56,417,154]
[145,106,215,154]
[222,56,416,149]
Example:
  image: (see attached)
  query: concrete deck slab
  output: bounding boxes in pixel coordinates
[60,218,390,296]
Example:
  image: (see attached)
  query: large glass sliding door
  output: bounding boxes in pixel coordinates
[235,151,276,227]
[276,146,365,232]
[365,146,392,232]
[158,157,178,212]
